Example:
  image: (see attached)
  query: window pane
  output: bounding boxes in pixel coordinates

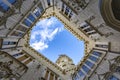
[78,70,85,77]
[85,60,94,68]
[7,0,16,4]
[65,6,69,15]
[74,75,79,80]
[11,31,23,37]
[3,41,9,45]
[0,1,10,11]
[13,53,23,57]
[89,56,98,62]
[9,42,16,45]
[62,3,65,11]
[108,75,119,80]
[84,27,93,32]
[28,14,35,22]
[33,8,40,17]
[82,65,90,73]
[23,19,32,27]
[92,51,101,57]
[47,0,50,5]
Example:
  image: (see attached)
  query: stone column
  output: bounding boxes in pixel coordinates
[47,71,51,80]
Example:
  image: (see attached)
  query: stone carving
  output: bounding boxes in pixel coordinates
[104,32,114,38]
[0,0,23,27]
[86,15,95,22]
[96,56,120,80]
[0,61,15,79]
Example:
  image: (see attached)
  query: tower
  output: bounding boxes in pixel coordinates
[56,55,76,74]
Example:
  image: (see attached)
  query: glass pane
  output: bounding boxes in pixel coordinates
[78,70,85,77]
[108,75,119,80]
[3,41,9,45]
[89,55,98,62]
[47,0,50,5]
[13,53,23,57]
[82,65,90,73]
[9,42,16,45]
[7,0,16,4]
[85,60,94,68]
[74,75,79,80]
[92,51,101,57]
[33,8,40,17]
[23,19,32,27]
[28,14,35,22]
[0,1,10,11]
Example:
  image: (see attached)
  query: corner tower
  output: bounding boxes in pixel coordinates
[56,55,76,74]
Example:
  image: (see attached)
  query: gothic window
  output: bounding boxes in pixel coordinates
[27,14,35,22]
[85,60,94,68]
[0,1,10,11]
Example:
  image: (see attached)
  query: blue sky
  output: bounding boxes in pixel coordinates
[30,17,84,65]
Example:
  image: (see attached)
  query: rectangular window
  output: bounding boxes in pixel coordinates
[16,26,27,32]
[74,75,79,80]
[84,27,93,32]
[7,0,16,4]
[12,53,23,57]
[108,75,119,80]
[33,8,41,17]
[62,3,65,12]
[82,65,90,73]
[81,23,89,29]
[89,55,98,62]
[0,1,10,11]
[11,31,23,37]
[47,0,50,6]
[87,31,96,35]
[23,19,32,27]
[78,70,85,77]
[27,14,35,22]
[95,44,108,48]
[92,51,101,57]
[65,6,70,15]
[85,60,94,68]
[3,41,17,45]
[33,4,44,17]
[69,11,73,18]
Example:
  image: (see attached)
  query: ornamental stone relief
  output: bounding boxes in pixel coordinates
[0,0,24,28]
[96,56,120,80]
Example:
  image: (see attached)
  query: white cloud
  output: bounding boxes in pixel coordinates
[30,17,64,51]
[31,41,48,51]
[31,31,40,40]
